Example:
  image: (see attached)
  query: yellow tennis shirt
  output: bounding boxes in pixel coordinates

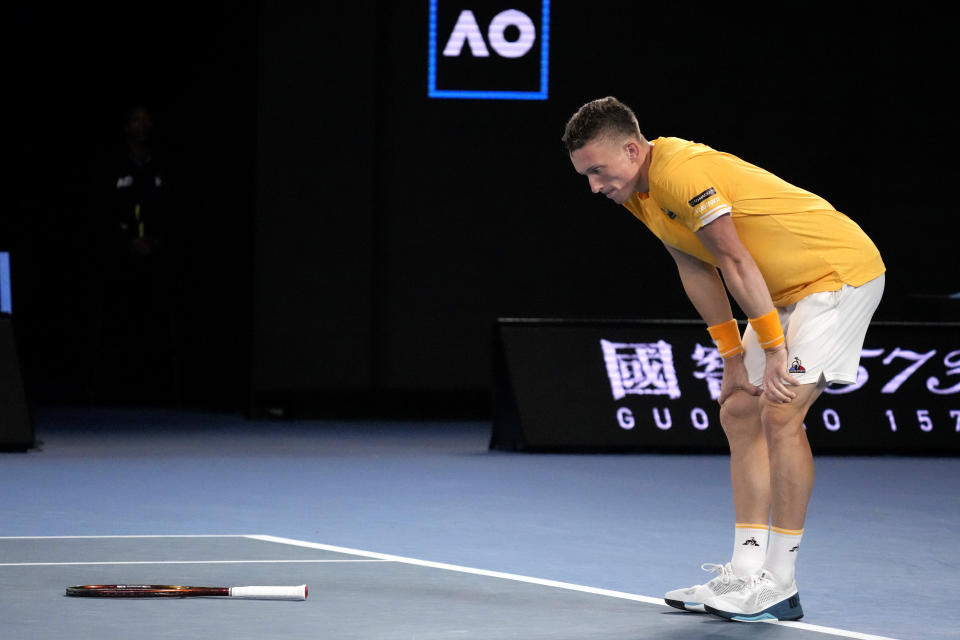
[623,137,885,307]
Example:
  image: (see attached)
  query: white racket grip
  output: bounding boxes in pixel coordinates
[228,585,308,600]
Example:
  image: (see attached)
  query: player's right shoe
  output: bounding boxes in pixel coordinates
[703,570,803,622]
[664,563,749,613]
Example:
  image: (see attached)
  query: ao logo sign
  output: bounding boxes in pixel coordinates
[443,10,536,58]
[428,1,550,100]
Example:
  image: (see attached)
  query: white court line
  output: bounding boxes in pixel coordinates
[0,535,245,539]
[0,534,901,640]
[250,534,902,640]
[0,559,389,567]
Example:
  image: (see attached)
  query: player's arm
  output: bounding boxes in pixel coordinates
[694,214,799,402]
[662,242,733,326]
[664,242,761,404]
[693,214,773,318]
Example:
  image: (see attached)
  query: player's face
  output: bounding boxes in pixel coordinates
[569,137,642,204]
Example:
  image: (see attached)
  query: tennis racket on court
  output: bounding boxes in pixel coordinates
[65,584,307,600]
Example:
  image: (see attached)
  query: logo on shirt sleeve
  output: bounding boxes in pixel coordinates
[688,187,716,207]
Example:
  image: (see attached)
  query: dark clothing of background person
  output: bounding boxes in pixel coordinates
[93,106,181,404]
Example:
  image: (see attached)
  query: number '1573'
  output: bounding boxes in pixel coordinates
[884,409,960,432]
[825,348,960,395]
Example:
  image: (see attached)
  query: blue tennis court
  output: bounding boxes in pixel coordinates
[2,408,956,639]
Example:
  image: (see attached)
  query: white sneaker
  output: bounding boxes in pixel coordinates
[704,570,803,621]
[664,563,749,613]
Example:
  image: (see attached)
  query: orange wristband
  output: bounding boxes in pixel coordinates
[707,319,744,358]
[748,309,785,350]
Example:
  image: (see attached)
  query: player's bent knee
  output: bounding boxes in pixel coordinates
[719,391,761,439]
[760,401,808,444]
[720,390,759,423]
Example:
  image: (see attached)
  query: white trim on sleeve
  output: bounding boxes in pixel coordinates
[698,205,732,227]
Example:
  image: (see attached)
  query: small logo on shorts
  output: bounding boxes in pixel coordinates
[661,208,677,219]
[789,357,806,374]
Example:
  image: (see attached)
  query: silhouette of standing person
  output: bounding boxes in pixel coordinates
[93,105,181,404]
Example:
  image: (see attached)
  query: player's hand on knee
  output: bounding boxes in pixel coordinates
[762,346,800,403]
[718,353,763,406]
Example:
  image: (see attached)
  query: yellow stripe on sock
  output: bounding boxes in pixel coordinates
[735,523,769,531]
[771,526,804,536]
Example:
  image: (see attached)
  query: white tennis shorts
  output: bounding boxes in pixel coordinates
[742,274,885,386]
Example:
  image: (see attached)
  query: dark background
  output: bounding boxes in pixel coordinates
[492,320,960,454]
[5,3,956,415]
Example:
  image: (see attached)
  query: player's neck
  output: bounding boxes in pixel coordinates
[633,143,653,194]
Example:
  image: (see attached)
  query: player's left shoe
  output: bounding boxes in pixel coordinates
[704,571,803,622]
[663,562,748,612]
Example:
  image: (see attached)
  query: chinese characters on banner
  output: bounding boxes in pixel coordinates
[600,340,960,434]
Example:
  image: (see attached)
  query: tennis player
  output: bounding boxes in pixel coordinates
[562,97,885,622]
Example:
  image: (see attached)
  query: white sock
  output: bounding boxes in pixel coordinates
[731,523,768,578]
[764,527,803,586]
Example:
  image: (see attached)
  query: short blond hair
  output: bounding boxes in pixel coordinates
[561,96,641,152]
